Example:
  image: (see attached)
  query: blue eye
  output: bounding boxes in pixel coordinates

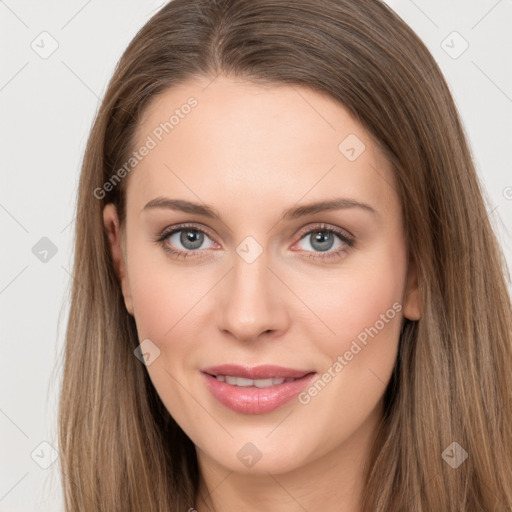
[156,225,216,258]
[293,225,354,261]
[168,228,213,251]
[155,223,354,261]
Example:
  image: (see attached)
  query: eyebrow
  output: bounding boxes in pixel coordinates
[142,196,377,220]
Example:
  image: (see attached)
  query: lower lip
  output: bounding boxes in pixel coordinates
[201,372,316,414]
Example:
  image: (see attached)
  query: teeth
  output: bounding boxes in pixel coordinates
[216,375,292,387]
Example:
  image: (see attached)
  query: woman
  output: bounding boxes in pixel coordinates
[58,0,512,510]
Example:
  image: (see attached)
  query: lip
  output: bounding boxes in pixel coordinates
[201,364,316,414]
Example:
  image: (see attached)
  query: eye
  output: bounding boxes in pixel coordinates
[155,222,355,261]
[156,224,217,258]
[292,223,354,260]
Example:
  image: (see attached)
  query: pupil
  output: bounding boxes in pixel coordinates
[181,230,203,249]
[312,231,333,252]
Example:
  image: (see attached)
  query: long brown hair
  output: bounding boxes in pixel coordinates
[58,0,512,510]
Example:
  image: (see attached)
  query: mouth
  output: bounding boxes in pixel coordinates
[200,364,316,414]
[201,363,314,380]
[207,375,300,387]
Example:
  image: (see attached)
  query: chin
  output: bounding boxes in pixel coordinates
[198,436,311,476]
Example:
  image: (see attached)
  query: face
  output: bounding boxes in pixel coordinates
[104,75,420,476]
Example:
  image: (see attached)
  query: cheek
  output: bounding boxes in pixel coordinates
[126,253,208,431]
[292,248,405,453]
[130,274,181,340]
[125,233,208,340]
[297,239,407,359]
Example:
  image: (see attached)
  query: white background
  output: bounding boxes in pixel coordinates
[1,1,511,510]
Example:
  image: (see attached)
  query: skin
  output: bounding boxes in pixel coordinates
[104,75,421,512]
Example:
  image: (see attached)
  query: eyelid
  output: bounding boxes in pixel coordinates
[156,222,217,243]
[157,222,354,243]
[294,222,355,244]
[155,221,355,259]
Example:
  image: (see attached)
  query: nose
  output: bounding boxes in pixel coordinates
[215,249,289,343]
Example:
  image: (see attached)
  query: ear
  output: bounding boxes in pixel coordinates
[103,204,134,315]
[403,257,421,321]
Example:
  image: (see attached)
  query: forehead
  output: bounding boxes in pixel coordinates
[128,75,398,219]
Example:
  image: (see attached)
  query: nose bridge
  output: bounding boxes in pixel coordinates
[216,242,287,341]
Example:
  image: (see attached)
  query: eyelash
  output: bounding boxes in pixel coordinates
[154,222,355,261]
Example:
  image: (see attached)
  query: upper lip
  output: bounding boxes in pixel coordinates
[201,364,315,380]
